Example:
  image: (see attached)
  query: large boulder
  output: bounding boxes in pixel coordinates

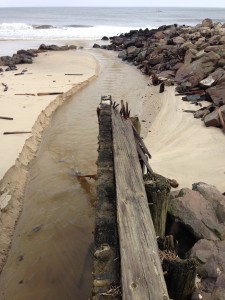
[169,183,225,241]
[202,18,213,28]
[190,239,225,300]
[175,51,220,87]
[207,84,225,105]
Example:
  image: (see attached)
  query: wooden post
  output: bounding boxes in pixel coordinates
[144,173,171,238]
[163,258,197,300]
[112,108,169,300]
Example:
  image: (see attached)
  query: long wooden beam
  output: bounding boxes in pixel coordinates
[112,108,169,300]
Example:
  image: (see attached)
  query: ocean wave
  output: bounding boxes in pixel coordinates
[0,23,32,30]
[0,24,152,40]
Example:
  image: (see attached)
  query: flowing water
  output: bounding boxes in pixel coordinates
[0,50,148,300]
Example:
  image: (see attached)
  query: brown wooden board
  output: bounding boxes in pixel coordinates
[111,108,169,300]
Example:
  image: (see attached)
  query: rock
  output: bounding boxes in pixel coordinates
[126,46,140,56]
[101,36,109,41]
[200,75,215,88]
[208,35,221,45]
[0,68,3,72]
[204,109,221,127]
[175,51,220,87]
[202,18,213,28]
[169,183,225,241]
[190,239,225,299]
[173,36,185,44]
[93,43,101,48]
[154,31,165,40]
[207,84,225,105]
[181,41,196,50]
[118,50,127,60]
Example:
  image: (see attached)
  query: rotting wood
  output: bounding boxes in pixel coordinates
[37,92,63,96]
[2,83,8,92]
[92,104,120,300]
[112,108,169,300]
[0,116,13,120]
[144,173,171,238]
[14,72,24,76]
[65,73,83,76]
[3,131,31,135]
[15,93,35,96]
[217,107,225,132]
[163,258,197,300]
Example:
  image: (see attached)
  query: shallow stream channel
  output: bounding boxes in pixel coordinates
[0,49,149,300]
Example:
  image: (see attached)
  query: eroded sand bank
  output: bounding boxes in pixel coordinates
[0,49,97,272]
[144,86,225,193]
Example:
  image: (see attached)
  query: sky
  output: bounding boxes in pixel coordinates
[0,0,225,7]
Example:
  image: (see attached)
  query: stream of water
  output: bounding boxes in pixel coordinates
[0,49,148,300]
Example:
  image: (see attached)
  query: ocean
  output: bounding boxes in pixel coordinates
[1,6,225,55]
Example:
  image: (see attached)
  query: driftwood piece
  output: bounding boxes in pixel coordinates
[37,92,63,96]
[112,108,169,300]
[163,258,197,300]
[65,73,83,75]
[144,173,171,238]
[2,83,8,92]
[3,131,31,135]
[217,107,225,132]
[14,73,24,76]
[0,116,13,120]
[15,93,35,96]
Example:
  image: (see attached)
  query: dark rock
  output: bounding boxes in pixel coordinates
[169,183,225,241]
[0,68,3,72]
[175,51,220,87]
[190,239,225,299]
[93,43,101,48]
[207,84,225,105]
[101,36,109,41]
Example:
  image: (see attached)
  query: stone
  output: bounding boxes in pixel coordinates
[190,239,225,299]
[204,110,220,127]
[101,36,109,41]
[207,84,225,105]
[93,43,101,48]
[208,35,221,45]
[202,18,213,28]
[169,183,225,241]
[200,75,215,88]
[118,50,127,60]
[154,31,165,40]
[173,36,185,44]
[181,41,196,50]
[126,46,140,56]
[175,51,220,87]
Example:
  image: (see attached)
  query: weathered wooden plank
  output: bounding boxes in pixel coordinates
[112,108,169,300]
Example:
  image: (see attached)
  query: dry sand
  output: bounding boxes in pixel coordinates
[0,49,97,272]
[144,86,225,193]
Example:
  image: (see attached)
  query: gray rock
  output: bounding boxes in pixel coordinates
[118,50,127,60]
[202,18,213,28]
[190,239,225,300]
[169,183,225,241]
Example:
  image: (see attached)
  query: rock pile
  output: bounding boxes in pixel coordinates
[169,182,225,299]
[98,18,225,132]
[0,44,77,70]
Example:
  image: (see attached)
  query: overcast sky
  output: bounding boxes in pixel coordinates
[0,0,225,7]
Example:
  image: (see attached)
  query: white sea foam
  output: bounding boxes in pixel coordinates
[0,22,152,40]
[0,23,33,30]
